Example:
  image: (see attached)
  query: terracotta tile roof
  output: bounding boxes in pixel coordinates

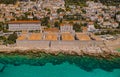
[8,20,41,24]
[60,23,73,26]
[45,33,58,41]
[62,32,74,41]
[90,34,102,41]
[88,22,94,25]
[17,35,26,40]
[60,21,73,26]
[76,33,91,41]
[82,27,88,32]
[28,33,42,40]
[98,16,102,19]
[44,28,59,32]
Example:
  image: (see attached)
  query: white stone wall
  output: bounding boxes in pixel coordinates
[16,40,104,49]
[16,40,49,48]
[51,40,104,48]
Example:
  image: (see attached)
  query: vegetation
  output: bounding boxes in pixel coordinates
[63,14,82,20]
[0,36,6,45]
[98,0,120,6]
[57,8,65,14]
[0,0,119,6]
[54,21,60,28]
[73,23,82,32]
[65,0,119,6]
[0,22,4,31]
[41,16,50,27]
[0,36,6,41]
[0,22,9,32]
[94,22,101,29]
[117,23,120,29]
[0,0,17,4]
[4,32,18,44]
[65,0,87,7]
[116,11,120,15]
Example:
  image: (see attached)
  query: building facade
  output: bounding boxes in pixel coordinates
[60,23,75,33]
[8,20,41,31]
[16,32,104,49]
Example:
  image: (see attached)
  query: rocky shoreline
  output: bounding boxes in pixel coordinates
[0,37,120,58]
[0,42,119,60]
[0,49,120,72]
[0,47,119,60]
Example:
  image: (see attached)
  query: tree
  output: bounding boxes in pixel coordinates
[59,18,63,23]
[81,9,86,14]
[0,22,4,31]
[7,32,18,44]
[94,23,101,29]
[0,0,17,4]
[117,22,120,29]
[41,16,50,27]
[47,24,51,28]
[57,8,65,14]
[54,21,60,28]
[73,23,82,32]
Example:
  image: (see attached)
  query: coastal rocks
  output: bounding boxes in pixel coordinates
[0,42,119,57]
[0,47,120,59]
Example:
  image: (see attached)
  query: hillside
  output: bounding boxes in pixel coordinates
[65,0,120,6]
[0,0,119,6]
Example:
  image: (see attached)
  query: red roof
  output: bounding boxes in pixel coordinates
[60,23,73,26]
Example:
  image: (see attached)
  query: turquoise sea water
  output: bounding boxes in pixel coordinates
[0,53,120,77]
[0,63,120,77]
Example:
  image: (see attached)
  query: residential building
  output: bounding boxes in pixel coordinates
[8,20,41,31]
[60,23,75,33]
[87,22,96,32]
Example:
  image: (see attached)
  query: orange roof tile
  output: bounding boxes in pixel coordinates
[45,33,58,41]
[44,28,59,32]
[17,35,26,40]
[82,27,88,32]
[62,32,74,41]
[90,34,102,41]
[28,33,42,40]
[60,23,73,26]
[88,22,94,25]
[76,33,91,41]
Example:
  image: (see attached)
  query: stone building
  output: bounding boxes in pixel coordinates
[8,20,41,31]
[60,23,75,33]
[87,22,95,32]
[16,33,49,48]
[16,32,104,49]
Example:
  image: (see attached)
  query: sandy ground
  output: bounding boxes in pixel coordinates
[104,38,120,50]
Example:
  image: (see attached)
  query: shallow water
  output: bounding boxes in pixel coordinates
[0,53,120,77]
[0,63,120,77]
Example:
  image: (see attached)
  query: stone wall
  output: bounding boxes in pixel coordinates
[16,40,104,49]
[51,40,104,48]
[16,40,49,48]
